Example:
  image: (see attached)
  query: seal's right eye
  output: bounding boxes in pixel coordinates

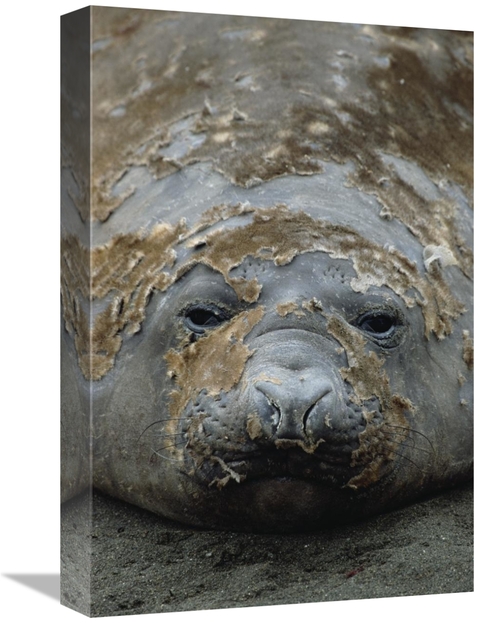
[183,304,231,335]
[354,306,406,348]
[358,312,396,338]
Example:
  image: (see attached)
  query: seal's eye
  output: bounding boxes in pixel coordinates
[183,304,231,334]
[356,308,405,347]
[359,313,395,337]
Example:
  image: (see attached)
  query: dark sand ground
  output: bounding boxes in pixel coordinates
[61,483,472,617]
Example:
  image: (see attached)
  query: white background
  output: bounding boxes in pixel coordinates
[1,1,495,622]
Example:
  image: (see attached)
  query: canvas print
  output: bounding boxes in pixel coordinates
[61,6,473,617]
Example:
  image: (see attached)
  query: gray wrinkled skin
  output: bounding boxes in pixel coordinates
[61,10,472,532]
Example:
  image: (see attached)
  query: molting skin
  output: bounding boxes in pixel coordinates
[61,11,473,532]
[81,199,471,532]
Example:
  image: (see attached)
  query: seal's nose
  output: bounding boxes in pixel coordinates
[254,373,334,441]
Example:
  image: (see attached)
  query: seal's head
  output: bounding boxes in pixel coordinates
[63,186,472,532]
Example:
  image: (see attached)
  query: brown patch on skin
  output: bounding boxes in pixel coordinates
[276,302,299,317]
[182,203,256,242]
[274,438,325,454]
[246,413,264,440]
[61,238,92,375]
[251,373,283,385]
[326,314,414,488]
[88,13,472,260]
[302,298,324,313]
[186,205,464,338]
[62,202,467,380]
[61,222,186,379]
[163,306,265,470]
[165,307,265,420]
[462,330,474,369]
[72,14,473,383]
[61,236,91,301]
[209,457,245,488]
[228,277,262,303]
[283,100,472,280]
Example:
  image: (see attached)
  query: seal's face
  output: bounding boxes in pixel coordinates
[158,257,411,527]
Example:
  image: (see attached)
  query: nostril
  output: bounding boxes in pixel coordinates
[302,388,334,430]
[254,378,334,440]
[303,388,331,418]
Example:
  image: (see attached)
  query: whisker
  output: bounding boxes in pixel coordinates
[150,448,183,463]
[381,429,411,441]
[148,432,186,440]
[380,431,434,456]
[388,449,433,475]
[139,419,170,440]
[138,418,187,441]
[156,440,187,452]
[381,423,435,452]
[398,441,433,457]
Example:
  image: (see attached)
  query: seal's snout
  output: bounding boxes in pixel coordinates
[240,332,361,455]
[254,375,334,442]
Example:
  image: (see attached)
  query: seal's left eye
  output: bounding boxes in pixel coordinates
[359,313,395,337]
[183,304,231,334]
[356,308,405,347]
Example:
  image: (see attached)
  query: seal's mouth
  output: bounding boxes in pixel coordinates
[190,446,363,490]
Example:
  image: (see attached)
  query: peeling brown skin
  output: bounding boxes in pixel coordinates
[86,13,472,231]
[61,223,185,379]
[163,306,265,461]
[165,309,264,408]
[324,314,414,489]
[462,330,474,370]
[276,302,299,317]
[62,200,473,530]
[61,11,473,532]
[62,205,466,381]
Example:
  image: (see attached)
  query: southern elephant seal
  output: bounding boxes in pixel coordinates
[61,9,473,532]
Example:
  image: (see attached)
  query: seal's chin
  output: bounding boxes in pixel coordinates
[180,451,381,531]
[189,475,372,532]
[230,477,337,526]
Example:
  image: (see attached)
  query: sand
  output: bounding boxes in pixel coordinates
[61,483,472,617]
